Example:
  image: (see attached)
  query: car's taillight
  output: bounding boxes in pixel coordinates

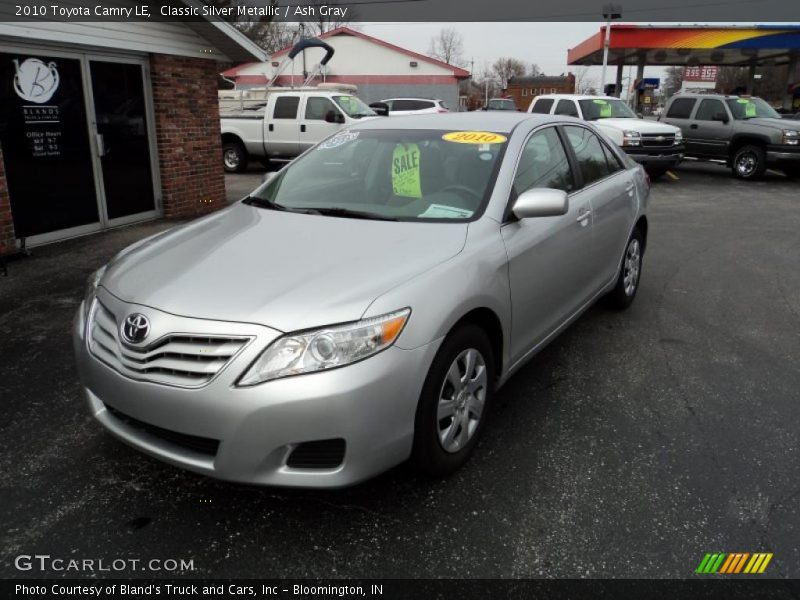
[438,109,449,113]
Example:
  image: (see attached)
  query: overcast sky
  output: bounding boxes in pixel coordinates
[356,22,772,89]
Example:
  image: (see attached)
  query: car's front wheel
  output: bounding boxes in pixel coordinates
[411,324,495,476]
[604,227,644,310]
[731,145,766,180]
[222,141,248,173]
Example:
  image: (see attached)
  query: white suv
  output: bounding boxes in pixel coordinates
[529,94,684,178]
[381,98,449,116]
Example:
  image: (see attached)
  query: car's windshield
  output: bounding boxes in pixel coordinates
[725,97,780,120]
[333,95,376,118]
[488,99,516,110]
[579,98,637,120]
[247,129,508,221]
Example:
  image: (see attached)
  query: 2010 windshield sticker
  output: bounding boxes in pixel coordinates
[319,131,359,150]
[392,143,422,198]
[442,131,507,144]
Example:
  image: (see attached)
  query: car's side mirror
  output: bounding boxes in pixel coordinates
[712,112,729,124]
[324,110,345,124]
[511,188,568,219]
[368,102,389,117]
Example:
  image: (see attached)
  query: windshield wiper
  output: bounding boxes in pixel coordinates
[243,196,320,215]
[304,207,398,221]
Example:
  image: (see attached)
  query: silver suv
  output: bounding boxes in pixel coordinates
[660,93,800,179]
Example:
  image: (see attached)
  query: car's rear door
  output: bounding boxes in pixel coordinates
[563,125,636,292]
[266,94,301,157]
[501,125,595,362]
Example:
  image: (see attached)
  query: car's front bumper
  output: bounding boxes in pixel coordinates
[73,292,440,488]
[766,144,800,164]
[624,144,685,166]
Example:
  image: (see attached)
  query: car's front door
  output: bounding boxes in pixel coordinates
[563,125,636,290]
[501,126,595,362]
[299,95,343,153]
[686,98,731,158]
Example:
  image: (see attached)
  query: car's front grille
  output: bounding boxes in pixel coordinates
[641,133,676,148]
[286,439,346,469]
[105,404,220,457]
[88,300,249,388]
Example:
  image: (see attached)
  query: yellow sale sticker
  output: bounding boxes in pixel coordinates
[392,143,422,198]
[442,131,507,144]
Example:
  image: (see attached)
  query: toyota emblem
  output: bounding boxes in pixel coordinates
[121,313,150,344]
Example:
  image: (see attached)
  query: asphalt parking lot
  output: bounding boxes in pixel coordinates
[1,162,798,579]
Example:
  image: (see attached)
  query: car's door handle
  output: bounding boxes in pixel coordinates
[576,208,591,222]
[268,124,274,132]
[690,124,698,129]
[300,124,306,133]
[625,183,635,195]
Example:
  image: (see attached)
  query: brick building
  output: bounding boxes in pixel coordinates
[0,17,265,254]
[504,74,576,112]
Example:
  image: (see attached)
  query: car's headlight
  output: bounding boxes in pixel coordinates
[238,308,411,386]
[782,129,799,145]
[622,130,641,147]
[673,130,683,145]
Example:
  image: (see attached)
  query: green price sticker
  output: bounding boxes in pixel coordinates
[392,143,422,199]
[745,103,757,117]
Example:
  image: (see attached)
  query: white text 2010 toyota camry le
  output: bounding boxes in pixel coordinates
[73,112,649,488]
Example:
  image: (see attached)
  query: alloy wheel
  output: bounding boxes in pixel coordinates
[437,348,487,453]
[224,149,240,170]
[735,151,757,177]
[623,238,641,297]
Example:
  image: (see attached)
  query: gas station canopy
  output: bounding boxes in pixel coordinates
[568,25,800,67]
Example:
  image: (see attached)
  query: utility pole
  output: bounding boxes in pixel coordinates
[600,4,622,92]
[300,22,307,79]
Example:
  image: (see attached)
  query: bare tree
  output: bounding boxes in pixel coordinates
[528,63,542,77]
[492,57,527,89]
[428,28,464,66]
[663,66,684,98]
[573,66,598,95]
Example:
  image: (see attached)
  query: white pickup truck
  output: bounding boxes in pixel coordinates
[219,86,379,172]
[528,94,685,178]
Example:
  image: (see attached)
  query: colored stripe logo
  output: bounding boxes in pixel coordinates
[696,553,773,574]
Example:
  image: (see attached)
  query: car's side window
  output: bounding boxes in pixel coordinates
[601,142,625,173]
[563,126,613,186]
[695,98,726,121]
[666,98,696,119]
[273,96,300,119]
[530,98,554,114]
[554,99,579,117]
[513,127,574,196]
[305,97,337,120]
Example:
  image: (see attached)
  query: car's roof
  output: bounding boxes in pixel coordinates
[534,94,623,101]
[670,93,761,100]
[352,111,558,133]
[382,97,441,102]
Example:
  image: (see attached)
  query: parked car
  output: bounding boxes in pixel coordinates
[380,97,449,115]
[219,86,377,172]
[74,112,650,488]
[659,93,800,179]
[484,98,518,111]
[529,94,684,179]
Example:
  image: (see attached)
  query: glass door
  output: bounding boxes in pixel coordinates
[88,60,157,223]
[0,51,101,240]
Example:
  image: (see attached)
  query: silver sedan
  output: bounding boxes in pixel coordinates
[73,112,650,487]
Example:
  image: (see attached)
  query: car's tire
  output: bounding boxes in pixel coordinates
[411,324,495,476]
[604,227,644,310]
[222,141,248,173]
[731,145,767,180]
[645,166,669,180]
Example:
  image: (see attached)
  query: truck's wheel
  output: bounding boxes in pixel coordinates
[645,166,669,180]
[223,142,248,173]
[731,145,766,180]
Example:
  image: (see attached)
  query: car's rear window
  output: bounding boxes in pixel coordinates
[249,129,509,222]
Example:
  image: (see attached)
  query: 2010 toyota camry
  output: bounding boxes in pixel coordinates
[73,112,649,488]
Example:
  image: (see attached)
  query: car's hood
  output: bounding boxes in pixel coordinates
[743,117,800,131]
[596,118,679,134]
[102,203,468,332]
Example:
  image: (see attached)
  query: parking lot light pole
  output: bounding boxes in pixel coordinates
[600,4,622,92]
